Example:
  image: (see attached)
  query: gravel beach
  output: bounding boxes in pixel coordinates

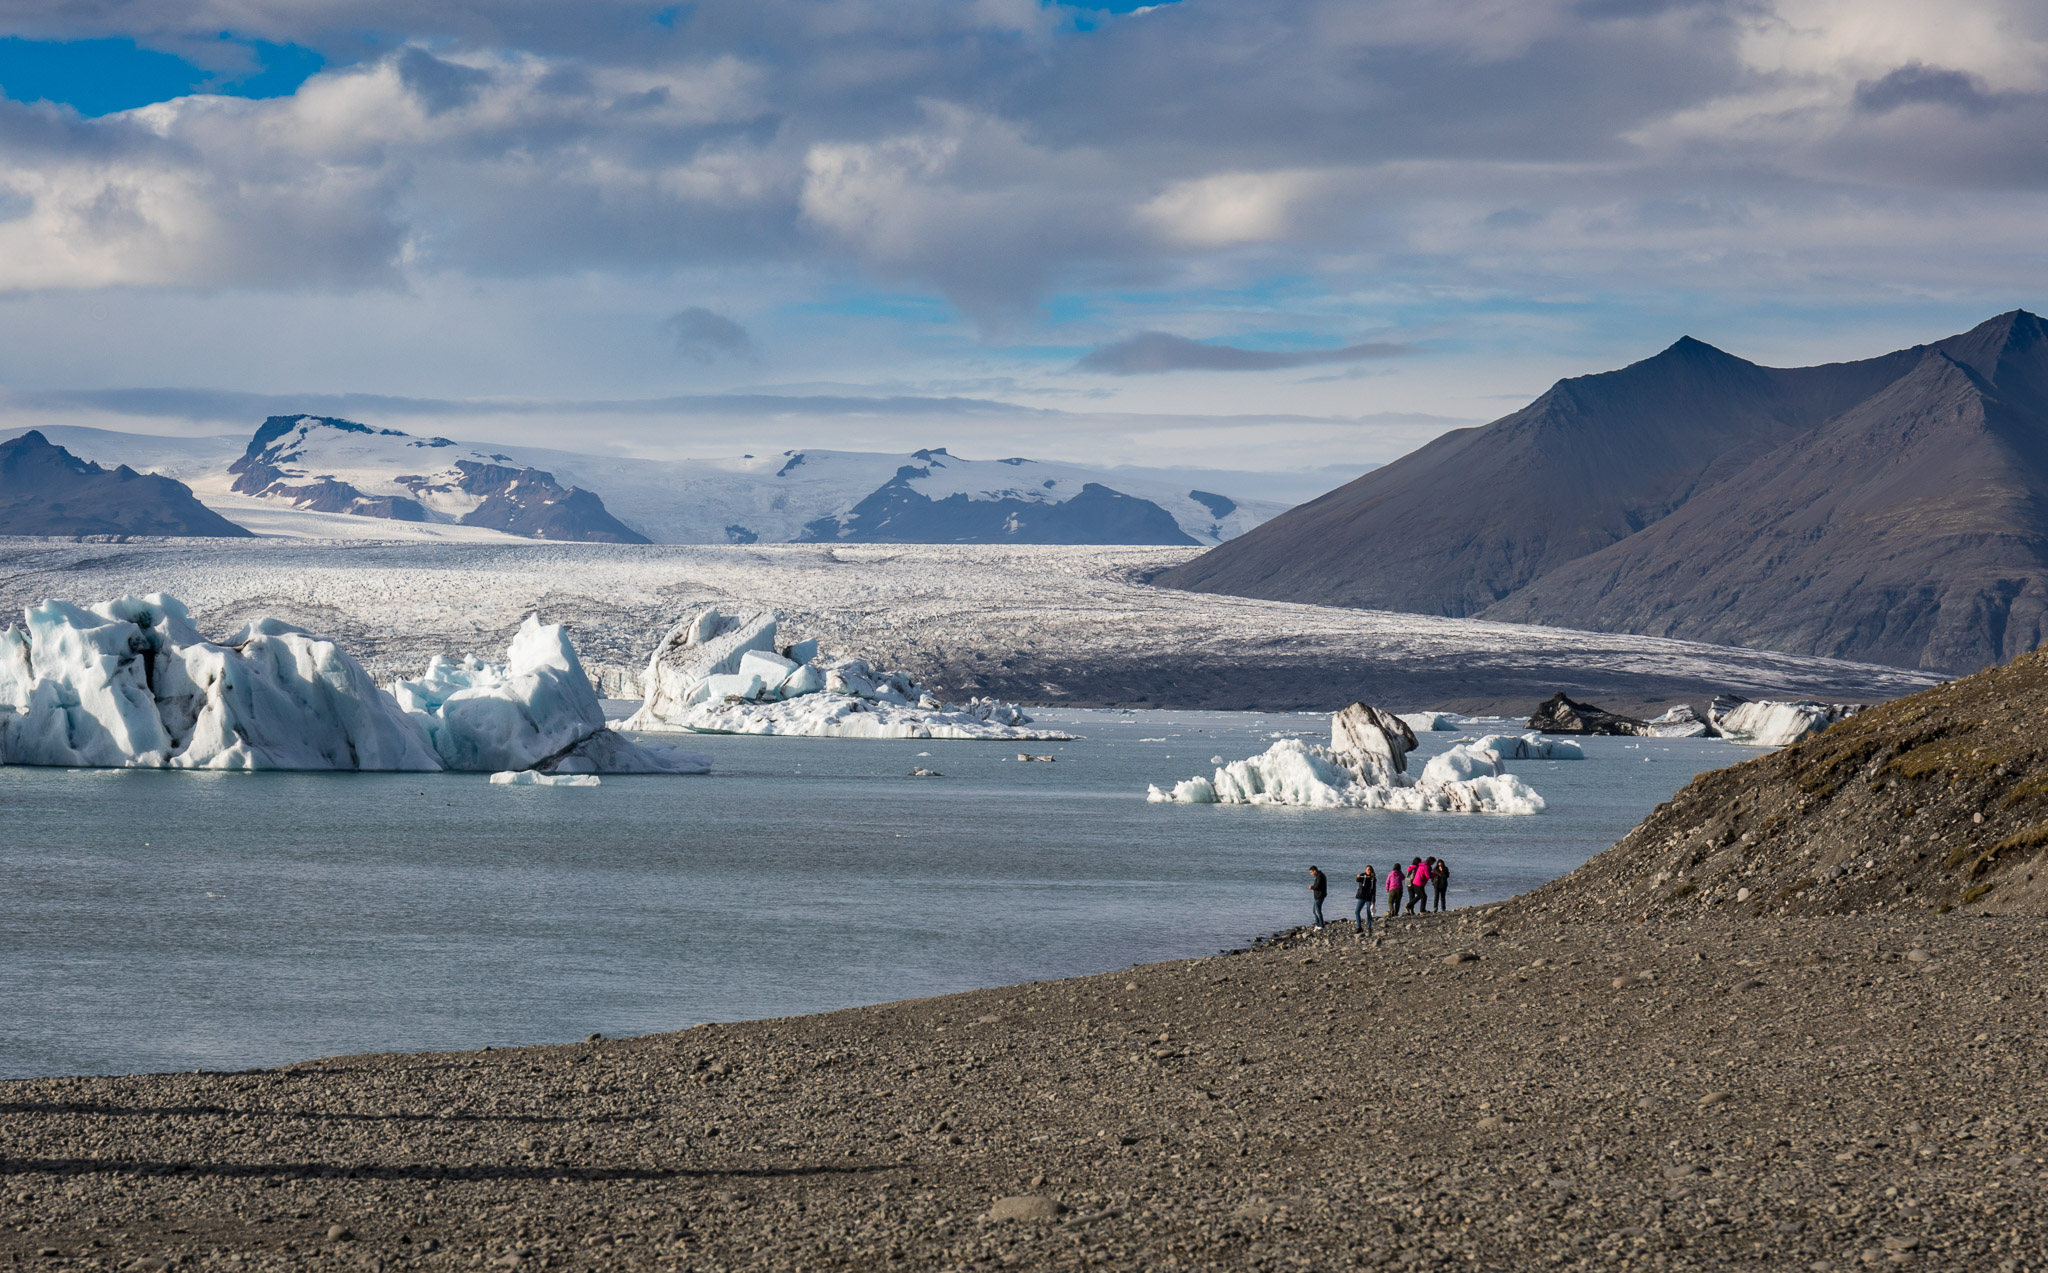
[5,906,2041,1272]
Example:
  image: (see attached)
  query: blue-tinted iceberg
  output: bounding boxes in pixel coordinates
[626,607,1069,740]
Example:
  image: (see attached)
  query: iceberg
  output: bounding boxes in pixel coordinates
[1147,700,1546,814]
[1644,704,1711,738]
[625,607,1069,740]
[490,770,601,786]
[0,594,442,770]
[390,616,711,774]
[1463,732,1586,762]
[1396,711,1460,732]
[1709,697,1863,747]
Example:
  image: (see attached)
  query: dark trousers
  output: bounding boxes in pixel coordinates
[1407,885,1426,913]
[1434,882,1448,910]
[1312,895,1326,926]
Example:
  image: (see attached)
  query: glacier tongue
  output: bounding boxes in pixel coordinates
[390,615,710,773]
[625,606,1068,740]
[0,593,441,770]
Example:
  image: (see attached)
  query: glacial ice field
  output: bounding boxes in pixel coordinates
[4,709,1758,1078]
[0,541,1936,714]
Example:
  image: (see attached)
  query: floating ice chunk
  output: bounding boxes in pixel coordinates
[1710,698,1861,747]
[1466,732,1585,762]
[627,605,1058,740]
[392,615,708,773]
[1397,712,1459,732]
[1149,705,1547,816]
[1419,741,1504,786]
[490,770,601,786]
[0,592,440,771]
[1644,704,1711,738]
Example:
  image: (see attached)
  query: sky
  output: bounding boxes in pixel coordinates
[0,0,2044,476]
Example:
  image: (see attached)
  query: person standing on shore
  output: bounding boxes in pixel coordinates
[1433,857,1450,912]
[1354,867,1376,934]
[1386,862,1404,917]
[1407,856,1429,914]
[1309,865,1328,929]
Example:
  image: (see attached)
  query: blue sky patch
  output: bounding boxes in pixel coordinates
[0,35,325,116]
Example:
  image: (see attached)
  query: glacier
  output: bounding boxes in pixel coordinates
[625,607,1071,740]
[1147,701,1547,814]
[389,616,710,774]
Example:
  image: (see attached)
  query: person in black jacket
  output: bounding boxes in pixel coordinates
[1308,865,1328,929]
[1354,867,1376,935]
[1432,857,1450,912]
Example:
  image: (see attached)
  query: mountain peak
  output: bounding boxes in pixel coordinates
[1934,309,2048,409]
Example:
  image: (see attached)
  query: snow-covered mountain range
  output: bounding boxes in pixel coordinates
[0,419,1291,546]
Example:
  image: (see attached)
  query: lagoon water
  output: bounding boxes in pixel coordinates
[0,709,1748,1079]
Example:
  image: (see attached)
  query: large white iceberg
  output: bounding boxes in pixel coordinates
[1462,732,1586,762]
[0,593,710,775]
[625,607,1070,740]
[1709,697,1862,747]
[0,594,442,770]
[390,616,710,774]
[1147,701,1546,815]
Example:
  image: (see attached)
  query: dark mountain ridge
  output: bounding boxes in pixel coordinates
[1160,310,2048,673]
[0,431,250,538]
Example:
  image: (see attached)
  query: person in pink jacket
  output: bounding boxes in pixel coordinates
[1406,856,1429,914]
[1385,861,1405,916]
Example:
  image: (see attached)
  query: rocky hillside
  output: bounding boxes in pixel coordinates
[0,430,250,538]
[1514,648,2048,921]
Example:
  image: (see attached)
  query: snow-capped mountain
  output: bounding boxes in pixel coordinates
[0,420,1294,545]
[229,416,650,543]
[529,446,1285,546]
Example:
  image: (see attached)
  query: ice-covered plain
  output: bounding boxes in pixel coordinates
[0,540,1939,715]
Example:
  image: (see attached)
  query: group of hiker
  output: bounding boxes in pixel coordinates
[1306,859,1449,934]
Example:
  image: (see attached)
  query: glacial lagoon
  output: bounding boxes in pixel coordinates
[0,708,1752,1078]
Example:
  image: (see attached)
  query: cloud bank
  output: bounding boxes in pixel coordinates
[1077,332,1412,375]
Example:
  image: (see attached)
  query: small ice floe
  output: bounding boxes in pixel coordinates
[908,766,943,777]
[1018,753,1056,762]
[490,771,601,786]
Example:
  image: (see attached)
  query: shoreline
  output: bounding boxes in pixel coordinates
[6,905,2042,1270]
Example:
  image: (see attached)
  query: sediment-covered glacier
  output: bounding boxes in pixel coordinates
[625,607,1070,740]
[1148,701,1547,814]
[390,616,710,773]
[0,593,441,770]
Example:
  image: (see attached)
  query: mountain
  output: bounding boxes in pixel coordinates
[0,422,1300,546]
[229,416,651,544]
[0,430,250,538]
[1161,310,2048,673]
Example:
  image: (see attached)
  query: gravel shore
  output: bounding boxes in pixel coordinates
[5,906,2041,1272]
